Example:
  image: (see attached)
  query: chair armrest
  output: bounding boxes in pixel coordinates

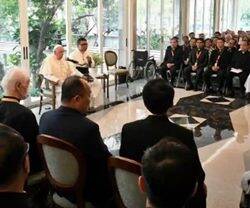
[241,171,250,194]
[43,75,59,86]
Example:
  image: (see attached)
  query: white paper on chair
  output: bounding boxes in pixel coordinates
[230,68,242,74]
[44,75,60,83]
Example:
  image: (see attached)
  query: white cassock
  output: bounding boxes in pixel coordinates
[245,74,250,94]
[69,49,103,107]
[39,54,84,108]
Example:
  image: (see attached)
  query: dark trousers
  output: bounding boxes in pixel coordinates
[160,64,179,84]
[203,68,226,90]
[226,70,249,93]
[183,66,204,88]
[187,182,206,208]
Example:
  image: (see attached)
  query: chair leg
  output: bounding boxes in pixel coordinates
[115,74,117,91]
[39,95,43,115]
[126,73,129,88]
[107,75,109,98]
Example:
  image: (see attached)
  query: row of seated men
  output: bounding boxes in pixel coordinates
[160,33,250,97]
[0,68,206,208]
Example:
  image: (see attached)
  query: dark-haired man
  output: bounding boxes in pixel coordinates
[189,32,195,39]
[139,139,198,208]
[120,79,206,207]
[203,38,231,94]
[181,35,191,66]
[227,39,237,60]
[69,37,95,68]
[160,37,183,85]
[226,40,250,97]
[0,124,32,208]
[183,38,208,90]
[39,76,113,207]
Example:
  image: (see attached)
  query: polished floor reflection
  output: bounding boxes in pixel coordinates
[34,79,250,208]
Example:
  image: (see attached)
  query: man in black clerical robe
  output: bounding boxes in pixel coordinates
[0,68,41,173]
[160,37,183,85]
[183,38,209,90]
[226,40,250,97]
[203,38,231,94]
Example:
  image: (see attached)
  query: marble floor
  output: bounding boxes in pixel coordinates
[33,79,250,208]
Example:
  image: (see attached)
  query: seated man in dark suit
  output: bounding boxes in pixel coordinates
[120,79,206,207]
[160,37,183,85]
[203,38,231,94]
[226,39,250,97]
[181,35,191,66]
[227,38,237,60]
[0,68,41,173]
[0,124,32,208]
[183,38,209,90]
[139,139,199,208]
[39,76,113,208]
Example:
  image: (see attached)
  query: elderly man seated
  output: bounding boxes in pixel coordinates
[0,68,41,173]
[40,44,102,108]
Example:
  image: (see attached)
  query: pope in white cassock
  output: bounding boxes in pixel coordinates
[39,43,102,108]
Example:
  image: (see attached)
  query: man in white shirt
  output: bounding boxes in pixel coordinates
[70,38,103,108]
[69,37,95,68]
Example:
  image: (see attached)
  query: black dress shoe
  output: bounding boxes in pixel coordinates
[186,84,193,91]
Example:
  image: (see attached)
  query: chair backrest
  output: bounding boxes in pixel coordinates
[37,134,85,197]
[104,51,118,69]
[133,50,148,67]
[108,156,147,208]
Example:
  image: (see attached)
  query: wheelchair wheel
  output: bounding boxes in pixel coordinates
[145,61,156,80]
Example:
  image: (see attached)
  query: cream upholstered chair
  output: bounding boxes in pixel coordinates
[108,156,147,208]
[38,74,57,115]
[37,134,93,208]
[104,50,129,91]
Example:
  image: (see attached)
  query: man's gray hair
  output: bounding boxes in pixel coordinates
[53,44,64,53]
[1,67,29,94]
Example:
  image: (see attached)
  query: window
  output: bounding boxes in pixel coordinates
[136,0,147,50]
[0,0,21,95]
[71,0,98,50]
[136,0,180,61]
[27,0,66,96]
[189,0,214,37]
[103,0,119,50]
[237,0,250,31]
[220,0,234,31]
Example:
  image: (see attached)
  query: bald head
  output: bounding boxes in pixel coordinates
[1,68,30,100]
[53,45,64,60]
[61,76,91,113]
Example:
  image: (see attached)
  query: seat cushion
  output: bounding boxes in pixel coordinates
[53,193,93,208]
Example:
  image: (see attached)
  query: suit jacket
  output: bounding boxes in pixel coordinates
[188,48,209,69]
[120,115,206,207]
[39,106,112,205]
[182,44,191,61]
[208,48,231,71]
[231,50,250,73]
[0,101,41,173]
[120,115,205,184]
[163,45,183,68]
[0,192,33,208]
[227,47,237,61]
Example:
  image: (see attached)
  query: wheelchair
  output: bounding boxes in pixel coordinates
[128,50,157,80]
